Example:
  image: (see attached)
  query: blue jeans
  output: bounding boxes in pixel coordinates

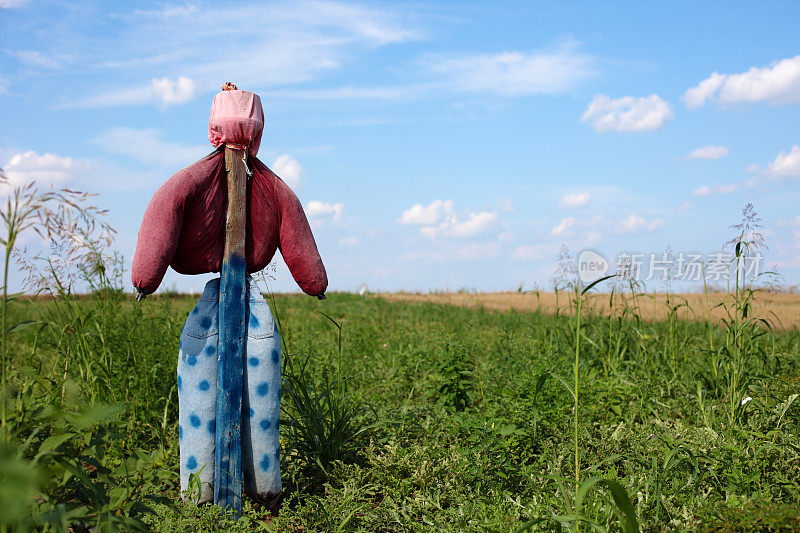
[177,277,281,503]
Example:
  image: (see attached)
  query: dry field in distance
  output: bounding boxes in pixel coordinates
[380,291,800,330]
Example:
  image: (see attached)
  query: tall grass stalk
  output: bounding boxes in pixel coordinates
[0,177,58,433]
[316,309,344,395]
[568,275,614,506]
[572,287,582,489]
[702,261,714,352]
[259,278,372,481]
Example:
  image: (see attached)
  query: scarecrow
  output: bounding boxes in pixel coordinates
[132,83,327,512]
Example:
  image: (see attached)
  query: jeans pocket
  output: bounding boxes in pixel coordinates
[247,299,276,339]
[184,298,219,339]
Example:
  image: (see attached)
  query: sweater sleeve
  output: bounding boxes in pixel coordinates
[131,176,186,294]
[273,177,328,296]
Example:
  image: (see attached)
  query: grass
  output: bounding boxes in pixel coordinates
[381,291,800,329]
[1,179,798,531]
[2,285,800,531]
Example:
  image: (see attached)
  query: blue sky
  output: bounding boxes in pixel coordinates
[1,0,799,294]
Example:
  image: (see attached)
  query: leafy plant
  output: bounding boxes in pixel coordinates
[282,355,372,477]
[1,372,171,531]
[433,341,475,412]
[550,476,640,533]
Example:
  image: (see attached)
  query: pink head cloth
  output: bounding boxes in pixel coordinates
[208,89,264,156]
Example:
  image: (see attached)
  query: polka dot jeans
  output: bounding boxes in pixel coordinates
[177,277,281,504]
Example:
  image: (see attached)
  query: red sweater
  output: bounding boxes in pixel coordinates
[131,149,327,296]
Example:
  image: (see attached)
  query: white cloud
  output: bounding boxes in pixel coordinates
[619,215,645,233]
[558,191,591,208]
[677,201,693,212]
[685,145,729,160]
[767,145,800,178]
[398,199,454,225]
[692,183,739,197]
[427,39,594,96]
[498,223,514,242]
[497,197,515,212]
[0,0,27,7]
[420,211,498,239]
[3,150,89,187]
[339,236,358,247]
[1,150,156,194]
[8,50,69,69]
[57,3,420,108]
[444,242,499,260]
[93,127,209,169]
[545,214,605,242]
[151,76,195,107]
[400,199,504,241]
[278,2,419,45]
[67,85,157,108]
[684,73,726,109]
[403,241,501,262]
[684,55,800,108]
[777,215,800,228]
[585,231,603,246]
[551,217,575,236]
[68,77,196,108]
[511,245,543,261]
[617,214,664,234]
[742,146,800,187]
[306,200,345,223]
[581,94,674,132]
[262,84,431,101]
[271,154,305,188]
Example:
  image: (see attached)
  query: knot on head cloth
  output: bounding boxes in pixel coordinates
[208,82,264,156]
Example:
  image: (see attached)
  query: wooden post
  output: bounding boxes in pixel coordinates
[214,146,248,515]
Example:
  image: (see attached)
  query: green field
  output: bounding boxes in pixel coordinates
[3,285,800,532]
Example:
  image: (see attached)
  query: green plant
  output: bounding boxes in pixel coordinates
[634,444,700,523]
[261,284,374,480]
[0,174,114,431]
[433,340,476,412]
[552,274,615,499]
[514,477,639,533]
[282,355,372,476]
[1,372,171,531]
[547,476,640,533]
[713,204,779,426]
